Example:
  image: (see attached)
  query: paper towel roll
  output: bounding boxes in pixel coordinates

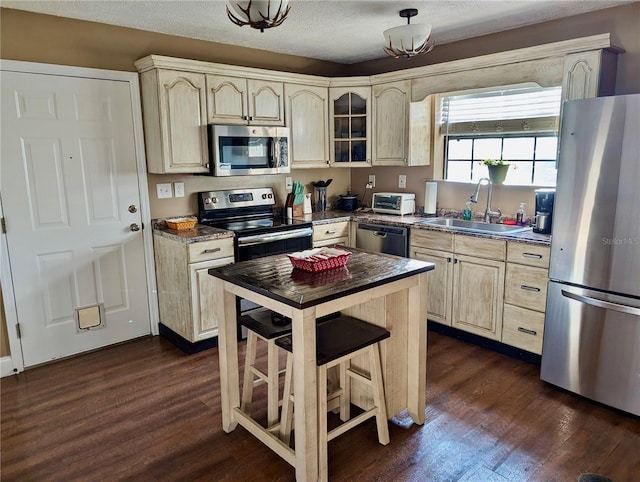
[425,181,438,215]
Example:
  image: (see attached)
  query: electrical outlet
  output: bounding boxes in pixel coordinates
[174,182,185,198]
[368,175,376,188]
[156,183,172,199]
[398,175,407,189]
[285,176,293,191]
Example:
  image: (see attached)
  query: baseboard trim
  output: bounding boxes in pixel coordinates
[158,323,219,355]
[427,320,542,365]
[1,356,17,377]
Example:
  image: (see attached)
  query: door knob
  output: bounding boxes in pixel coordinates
[130,223,140,232]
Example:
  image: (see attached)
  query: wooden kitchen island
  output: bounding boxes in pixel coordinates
[207,248,434,481]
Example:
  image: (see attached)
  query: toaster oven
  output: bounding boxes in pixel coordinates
[371,192,415,215]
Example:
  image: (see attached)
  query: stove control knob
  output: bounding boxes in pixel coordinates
[268,193,273,199]
[262,194,267,199]
[211,197,218,203]
[204,197,211,205]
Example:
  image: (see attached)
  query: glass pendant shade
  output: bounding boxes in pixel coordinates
[383,23,433,58]
[227,0,291,32]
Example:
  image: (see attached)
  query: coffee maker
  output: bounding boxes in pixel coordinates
[533,188,555,234]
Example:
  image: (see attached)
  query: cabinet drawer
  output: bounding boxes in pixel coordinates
[410,229,453,251]
[502,304,545,354]
[314,236,349,248]
[187,238,234,263]
[313,222,349,243]
[507,242,550,268]
[454,235,506,260]
[504,264,548,312]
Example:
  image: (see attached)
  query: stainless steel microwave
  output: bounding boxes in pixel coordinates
[208,124,290,176]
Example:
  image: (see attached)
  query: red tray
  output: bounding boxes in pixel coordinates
[287,248,351,273]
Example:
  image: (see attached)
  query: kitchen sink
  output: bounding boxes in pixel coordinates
[418,218,531,234]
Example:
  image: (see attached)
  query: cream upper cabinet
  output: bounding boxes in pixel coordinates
[372,80,410,166]
[140,69,209,174]
[285,84,330,168]
[329,86,372,167]
[408,95,433,166]
[206,75,284,126]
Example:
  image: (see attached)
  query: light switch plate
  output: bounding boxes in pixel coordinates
[174,182,185,198]
[156,183,172,199]
[285,176,293,191]
[398,175,407,189]
[368,175,376,188]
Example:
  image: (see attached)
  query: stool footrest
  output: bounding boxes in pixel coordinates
[327,407,379,442]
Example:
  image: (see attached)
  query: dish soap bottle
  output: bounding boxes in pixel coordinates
[463,201,473,221]
[516,202,526,226]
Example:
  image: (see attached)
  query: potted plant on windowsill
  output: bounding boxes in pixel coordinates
[481,159,509,184]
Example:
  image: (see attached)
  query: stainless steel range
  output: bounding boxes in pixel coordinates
[198,187,313,331]
[197,187,313,261]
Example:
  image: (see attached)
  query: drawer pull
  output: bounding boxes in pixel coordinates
[522,253,543,259]
[517,327,537,336]
[326,229,337,234]
[202,247,221,254]
[520,285,541,292]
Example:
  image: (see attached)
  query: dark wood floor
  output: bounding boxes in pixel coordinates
[2,330,638,481]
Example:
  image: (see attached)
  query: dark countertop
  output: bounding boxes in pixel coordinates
[208,247,435,310]
[295,211,551,246]
[152,219,234,244]
[152,211,551,247]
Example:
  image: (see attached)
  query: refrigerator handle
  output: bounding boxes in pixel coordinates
[561,290,640,316]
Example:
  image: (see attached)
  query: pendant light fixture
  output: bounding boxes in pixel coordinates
[383,8,434,59]
[226,1,291,33]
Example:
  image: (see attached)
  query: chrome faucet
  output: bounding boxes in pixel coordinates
[469,177,501,223]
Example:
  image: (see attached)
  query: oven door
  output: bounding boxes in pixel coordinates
[236,227,313,261]
[210,125,290,176]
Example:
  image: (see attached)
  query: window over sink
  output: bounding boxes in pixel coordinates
[439,84,562,187]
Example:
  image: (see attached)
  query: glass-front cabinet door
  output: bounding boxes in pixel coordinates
[329,86,371,166]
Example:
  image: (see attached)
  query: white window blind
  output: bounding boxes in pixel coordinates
[441,85,562,135]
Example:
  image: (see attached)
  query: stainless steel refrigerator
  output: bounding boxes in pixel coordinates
[541,94,640,416]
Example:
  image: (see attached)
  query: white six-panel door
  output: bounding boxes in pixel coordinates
[1,70,152,367]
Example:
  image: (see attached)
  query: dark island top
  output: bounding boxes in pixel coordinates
[208,248,435,310]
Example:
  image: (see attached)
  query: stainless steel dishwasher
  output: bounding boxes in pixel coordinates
[356,223,409,257]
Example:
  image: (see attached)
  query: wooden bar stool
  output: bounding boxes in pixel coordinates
[239,310,342,430]
[239,310,292,429]
[275,315,391,481]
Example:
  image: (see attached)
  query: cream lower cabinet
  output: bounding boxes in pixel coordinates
[502,242,550,354]
[312,221,351,248]
[411,230,505,340]
[154,234,234,342]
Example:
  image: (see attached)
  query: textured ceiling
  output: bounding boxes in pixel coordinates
[2,0,633,64]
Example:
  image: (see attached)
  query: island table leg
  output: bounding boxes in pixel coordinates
[292,307,319,481]
[213,277,240,433]
[407,271,428,425]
